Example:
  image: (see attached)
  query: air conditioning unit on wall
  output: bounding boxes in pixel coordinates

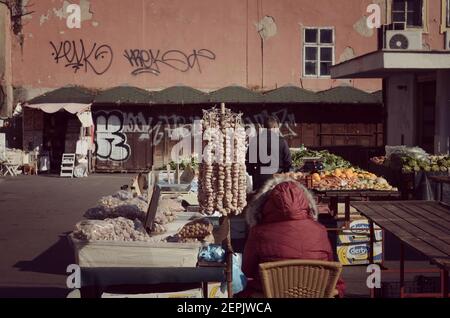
[385,30,423,50]
[445,31,450,50]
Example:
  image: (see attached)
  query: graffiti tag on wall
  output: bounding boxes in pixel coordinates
[95,111,131,161]
[123,49,216,76]
[50,40,113,75]
[93,110,297,162]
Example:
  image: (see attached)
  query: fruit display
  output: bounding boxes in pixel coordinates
[291,148,351,171]
[373,145,450,174]
[311,168,397,191]
[372,152,450,173]
[198,105,247,216]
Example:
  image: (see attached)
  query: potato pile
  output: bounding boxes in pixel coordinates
[177,218,213,241]
[198,106,247,216]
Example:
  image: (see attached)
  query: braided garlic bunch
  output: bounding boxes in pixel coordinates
[198,106,247,216]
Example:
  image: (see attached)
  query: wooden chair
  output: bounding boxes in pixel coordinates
[259,260,342,298]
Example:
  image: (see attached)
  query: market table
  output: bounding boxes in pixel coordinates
[351,200,450,298]
[428,176,450,202]
[313,189,401,227]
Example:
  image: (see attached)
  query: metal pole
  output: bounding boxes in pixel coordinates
[441,269,448,298]
[369,219,375,298]
[400,242,405,298]
[344,196,351,228]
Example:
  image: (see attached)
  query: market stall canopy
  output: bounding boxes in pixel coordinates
[317,86,382,104]
[94,86,153,105]
[263,86,317,103]
[209,86,262,104]
[152,86,210,104]
[25,86,96,114]
[331,50,450,79]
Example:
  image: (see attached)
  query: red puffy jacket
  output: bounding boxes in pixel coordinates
[242,181,345,297]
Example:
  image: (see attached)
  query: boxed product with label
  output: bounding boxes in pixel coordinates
[337,218,382,244]
[337,241,383,265]
[337,218,383,265]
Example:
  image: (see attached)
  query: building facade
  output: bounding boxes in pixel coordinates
[332,0,450,155]
[0,0,387,171]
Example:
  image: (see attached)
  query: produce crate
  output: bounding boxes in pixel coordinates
[69,212,203,268]
[69,237,201,268]
[368,163,449,200]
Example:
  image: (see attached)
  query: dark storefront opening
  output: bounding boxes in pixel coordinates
[42,111,81,173]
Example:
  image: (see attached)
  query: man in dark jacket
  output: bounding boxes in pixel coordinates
[242,177,345,298]
[246,116,292,191]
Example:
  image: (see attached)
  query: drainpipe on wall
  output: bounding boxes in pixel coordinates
[0,4,13,118]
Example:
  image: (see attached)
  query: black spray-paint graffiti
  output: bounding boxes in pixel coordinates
[50,40,113,75]
[123,49,216,76]
[94,111,131,161]
[93,110,297,162]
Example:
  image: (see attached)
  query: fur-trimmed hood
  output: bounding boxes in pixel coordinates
[245,175,318,227]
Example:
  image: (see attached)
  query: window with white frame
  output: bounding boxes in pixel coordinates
[391,0,423,27]
[303,27,334,77]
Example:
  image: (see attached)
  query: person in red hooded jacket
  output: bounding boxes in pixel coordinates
[241,176,345,297]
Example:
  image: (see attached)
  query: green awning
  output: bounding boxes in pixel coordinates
[27,86,96,105]
[263,86,317,103]
[94,86,153,104]
[316,86,381,104]
[26,85,382,108]
[209,86,262,103]
[152,86,210,104]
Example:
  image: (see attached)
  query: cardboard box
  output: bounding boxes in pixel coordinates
[337,241,383,265]
[337,219,382,244]
[337,218,383,265]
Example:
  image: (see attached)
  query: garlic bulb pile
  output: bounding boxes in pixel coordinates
[84,191,148,221]
[198,106,247,216]
[73,217,153,242]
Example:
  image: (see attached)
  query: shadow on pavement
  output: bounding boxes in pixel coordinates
[13,234,75,276]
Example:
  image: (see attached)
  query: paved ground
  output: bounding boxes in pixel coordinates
[0,174,133,298]
[0,175,445,298]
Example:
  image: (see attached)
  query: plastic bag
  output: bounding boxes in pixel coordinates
[74,164,88,178]
[198,245,226,262]
[221,253,247,295]
[385,145,429,161]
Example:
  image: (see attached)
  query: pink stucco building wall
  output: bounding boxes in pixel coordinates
[10,0,383,97]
